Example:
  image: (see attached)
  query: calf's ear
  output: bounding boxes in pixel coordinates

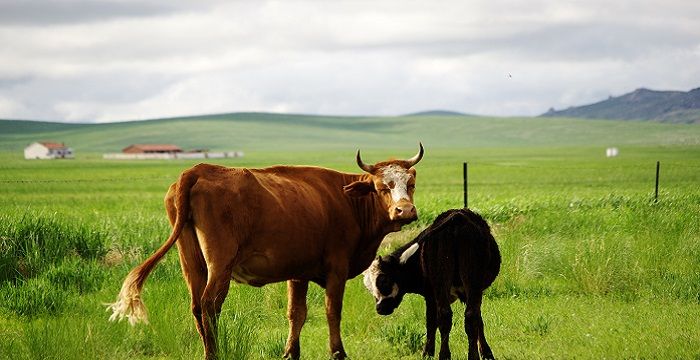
[343,180,375,197]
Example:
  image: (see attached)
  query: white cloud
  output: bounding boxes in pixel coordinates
[0,0,698,122]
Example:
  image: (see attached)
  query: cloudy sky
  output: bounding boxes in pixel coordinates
[1,0,699,123]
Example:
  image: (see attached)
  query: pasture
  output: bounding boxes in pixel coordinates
[1,114,699,359]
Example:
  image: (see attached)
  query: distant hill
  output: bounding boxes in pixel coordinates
[2,112,699,155]
[541,87,700,124]
[405,110,468,117]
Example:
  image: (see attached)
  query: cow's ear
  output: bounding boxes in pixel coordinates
[343,180,375,197]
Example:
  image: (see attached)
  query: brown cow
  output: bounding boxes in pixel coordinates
[363,208,501,360]
[107,144,424,360]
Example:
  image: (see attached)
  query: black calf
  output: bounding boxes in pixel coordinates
[363,208,501,360]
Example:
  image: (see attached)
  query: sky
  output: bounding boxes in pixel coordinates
[0,0,699,123]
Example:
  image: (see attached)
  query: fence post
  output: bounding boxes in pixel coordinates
[655,161,660,203]
[463,162,468,208]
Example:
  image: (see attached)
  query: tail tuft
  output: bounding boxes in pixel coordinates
[106,170,196,327]
[105,272,149,325]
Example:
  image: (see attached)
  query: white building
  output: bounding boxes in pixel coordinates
[24,142,74,160]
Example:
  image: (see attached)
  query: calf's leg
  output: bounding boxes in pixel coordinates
[423,296,438,358]
[284,280,309,360]
[437,302,453,360]
[463,293,480,360]
[464,288,494,360]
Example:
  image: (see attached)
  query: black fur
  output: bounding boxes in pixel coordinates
[366,208,501,360]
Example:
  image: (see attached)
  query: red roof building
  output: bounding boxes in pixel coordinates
[122,144,183,154]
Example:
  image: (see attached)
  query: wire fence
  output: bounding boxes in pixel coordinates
[0,177,173,184]
[1,160,697,185]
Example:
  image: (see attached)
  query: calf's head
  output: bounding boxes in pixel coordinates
[343,143,423,224]
[363,243,419,315]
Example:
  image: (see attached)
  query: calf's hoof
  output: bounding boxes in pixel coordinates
[331,350,347,359]
[438,349,451,360]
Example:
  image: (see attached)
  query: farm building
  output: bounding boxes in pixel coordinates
[24,142,74,160]
[103,144,243,160]
[122,144,183,154]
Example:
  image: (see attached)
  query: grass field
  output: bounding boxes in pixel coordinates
[1,114,699,359]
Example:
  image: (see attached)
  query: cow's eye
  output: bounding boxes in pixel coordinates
[380,188,391,194]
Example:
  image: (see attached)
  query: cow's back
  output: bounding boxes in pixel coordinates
[178,163,366,285]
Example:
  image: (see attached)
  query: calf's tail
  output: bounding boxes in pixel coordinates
[106,171,198,325]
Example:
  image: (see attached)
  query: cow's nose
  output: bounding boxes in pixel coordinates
[392,204,417,220]
[396,206,413,215]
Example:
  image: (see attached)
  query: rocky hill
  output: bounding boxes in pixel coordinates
[541,87,700,124]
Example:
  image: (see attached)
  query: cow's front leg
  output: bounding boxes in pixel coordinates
[325,270,348,359]
[284,280,309,360]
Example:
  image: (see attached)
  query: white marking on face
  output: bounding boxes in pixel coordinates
[363,260,399,301]
[363,260,381,298]
[382,165,412,203]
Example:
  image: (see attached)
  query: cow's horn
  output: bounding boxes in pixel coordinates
[356,149,374,173]
[406,142,424,167]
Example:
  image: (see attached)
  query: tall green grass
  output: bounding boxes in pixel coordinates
[0,145,698,359]
[0,214,110,317]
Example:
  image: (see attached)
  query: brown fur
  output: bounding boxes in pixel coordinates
[108,147,423,360]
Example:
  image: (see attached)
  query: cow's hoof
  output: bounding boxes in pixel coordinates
[283,348,300,360]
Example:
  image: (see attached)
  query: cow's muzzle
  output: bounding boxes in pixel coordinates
[376,298,399,315]
[390,203,417,223]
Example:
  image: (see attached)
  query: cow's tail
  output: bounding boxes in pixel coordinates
[106,171,198,326]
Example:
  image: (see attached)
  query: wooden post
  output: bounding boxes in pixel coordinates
[655,161,660,203]
[463,162,468,208]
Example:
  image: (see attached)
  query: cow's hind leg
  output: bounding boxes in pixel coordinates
[167,191,208,341]
[283,280,309,360]
[175,224,207,341]
[200,265,233,360]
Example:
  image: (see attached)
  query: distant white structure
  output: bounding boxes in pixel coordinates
[103,151,244,160]
[606,147,619,157]
[103,143,243,160]
[24,142,74,159]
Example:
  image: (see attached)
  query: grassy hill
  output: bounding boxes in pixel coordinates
[541,87,700,124]
[1,112,699,155]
